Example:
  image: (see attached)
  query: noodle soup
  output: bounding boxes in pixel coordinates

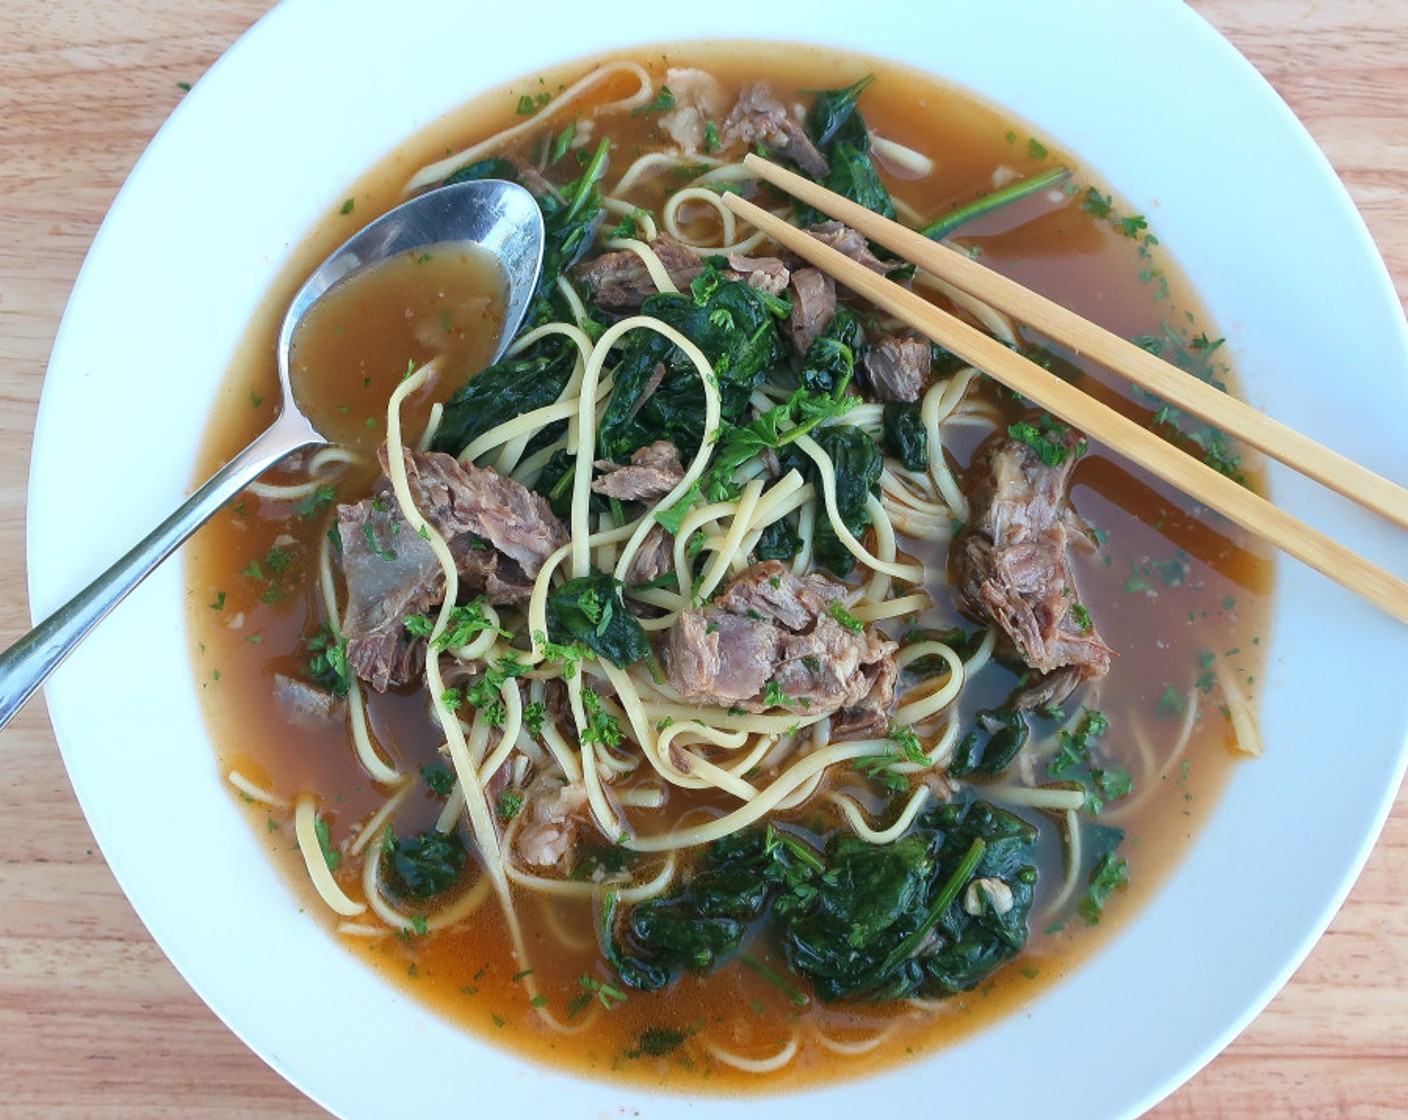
[189,42,1270,1089]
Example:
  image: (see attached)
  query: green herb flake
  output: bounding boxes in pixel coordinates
[496,790,525,822]
[828,600,864,633]
[1079,852,1129,925]
[313,815,341,872]
[633,86,677,115]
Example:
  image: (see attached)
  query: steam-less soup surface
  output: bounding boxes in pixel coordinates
[190,42,1270,1089]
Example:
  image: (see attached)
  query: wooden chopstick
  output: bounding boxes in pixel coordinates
[719,185,1408,625]
[740,153,1408,532]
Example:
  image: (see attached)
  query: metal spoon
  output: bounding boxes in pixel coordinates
[0,178,545,731]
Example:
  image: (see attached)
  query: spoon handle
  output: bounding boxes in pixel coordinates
[0,410,324,733]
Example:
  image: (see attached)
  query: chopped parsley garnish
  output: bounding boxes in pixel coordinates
[496,790,525,822]
[1008,413,1080,467]
[567,975,628,1018]
[1080,851,1129,925]
[304,625,350,698]
[313,815,340,871]
[1154,686,1185,720]
[294,483,337,518]
[1046,709,1110,778]
[420,763,455,797]
[403,599,510,650]
[633,85,676,115]
[828,600,864,633]
[581,688,625,748]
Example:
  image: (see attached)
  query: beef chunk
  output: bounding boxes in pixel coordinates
[786,267,836,354]
[803,221,891,276]
[862,335,930,403]
[273,673,338,728]
[665,560,897,719]
[396,446,567,583]
[830,656,898,741]
[656,67,728,154]
[592,440,685,502]
[515,774,591,871]
[952,419,1112,707]
[723,253,791,297]
[625,523,675,586]
[724,82,829,179]
[337,447,568,692]
[338,491,446,691]
[576,234,703,310]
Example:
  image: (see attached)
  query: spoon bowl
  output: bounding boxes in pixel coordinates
[0,178,545,731]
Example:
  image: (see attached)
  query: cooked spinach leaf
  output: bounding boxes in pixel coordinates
[882,400,929,471]
[430,333,576,456]
[754,516,802,562]
[603,828,802,991]
[794,75,896,226]
[544,570,652,668]
[781,423,883,576]
[604,802,1037,1004]
[949,706,1030,777]
[597,267,789,462]
[443,139,610,330]
[798,307,864,396]
[385,828,467,900]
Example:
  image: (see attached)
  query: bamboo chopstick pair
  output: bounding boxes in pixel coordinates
[721,154,1408,625]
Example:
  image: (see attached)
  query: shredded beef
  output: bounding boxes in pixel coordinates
[576,234,703,310]
[862,335,930,403]
[724,82,829,179]
[515,774,591,871]
[952,419,1112,708]
[337,447,568,692]
[337,490,445,691]
[625,523,675,586]
[803,220,891,275]
[273,673,338,728]
[592,440,685,502]
[665,560,897,721]
[723,253,791,297]
[656,67,727,153]
[786,267,836,354]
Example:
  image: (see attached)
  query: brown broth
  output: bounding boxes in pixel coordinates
[188,41,1272,1092]
[289,243,506,448]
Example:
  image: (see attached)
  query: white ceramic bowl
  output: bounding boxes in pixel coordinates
[29,1,1408,1117]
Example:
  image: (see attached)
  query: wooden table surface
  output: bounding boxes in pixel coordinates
[1,2,1404,1116]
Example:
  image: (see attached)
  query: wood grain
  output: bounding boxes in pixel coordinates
[0,2,1403,1117]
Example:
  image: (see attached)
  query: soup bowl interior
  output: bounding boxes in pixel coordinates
[28,1,1408,1117]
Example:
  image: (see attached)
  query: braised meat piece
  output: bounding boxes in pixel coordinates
[338,447,568,691]
[656,67,728,154]
[515,773,591,871]
[722,253,791,297]
[592,440,685,502]
[724,82,830,179]
[786,267,836,354]
[665,560,897,724]
[625,523,675,586]
[576,233,703,310]
[862,335,930,403]
[337,491,447,692]
[803,221,891,276]
[952,418,1112,708]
